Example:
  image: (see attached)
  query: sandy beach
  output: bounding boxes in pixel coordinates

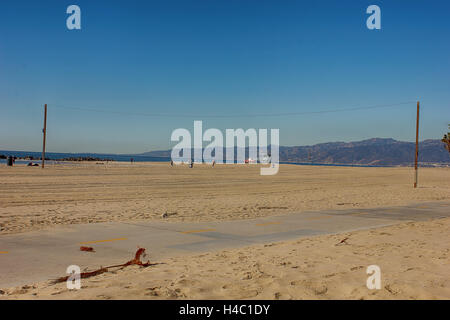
[1,162,450,235]
[1,162,449,300]
[2,216,449,299]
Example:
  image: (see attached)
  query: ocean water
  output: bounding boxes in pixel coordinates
[0,150,392,168]
[279,161,392,168]
[0,150,170,163]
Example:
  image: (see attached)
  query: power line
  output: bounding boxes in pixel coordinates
[49,100,417,119]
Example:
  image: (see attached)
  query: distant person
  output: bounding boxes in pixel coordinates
[212,160,215,167]
[170,160,174,167]
[189,160,194,168]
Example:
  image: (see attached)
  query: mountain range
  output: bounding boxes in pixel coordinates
[141,138,450,166]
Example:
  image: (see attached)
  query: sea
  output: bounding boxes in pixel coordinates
[0,150,393,168]
[0,150,170,164]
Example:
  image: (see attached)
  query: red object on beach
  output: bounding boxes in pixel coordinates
[80,246,95,252]
[53,247,153,283]
[336,237,349,245]
[121,247,151,267]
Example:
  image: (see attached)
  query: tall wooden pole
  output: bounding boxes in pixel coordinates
[42,104,47,169]
[414,101,419,188]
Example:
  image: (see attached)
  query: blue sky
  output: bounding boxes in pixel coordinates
[0,0,449,153]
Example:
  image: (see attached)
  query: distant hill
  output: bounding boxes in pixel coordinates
[141,138,450,166]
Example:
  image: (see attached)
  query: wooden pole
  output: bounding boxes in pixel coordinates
[414,101,419,188]
[42,104,47,169]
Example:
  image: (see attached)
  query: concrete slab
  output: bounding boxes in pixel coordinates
[0,201,449,288]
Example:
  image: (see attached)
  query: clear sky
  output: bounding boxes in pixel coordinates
[1,0,449,153]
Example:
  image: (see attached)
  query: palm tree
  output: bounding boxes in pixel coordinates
[442,124,450,156]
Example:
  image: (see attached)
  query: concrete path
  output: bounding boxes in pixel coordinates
[1,201,449,288]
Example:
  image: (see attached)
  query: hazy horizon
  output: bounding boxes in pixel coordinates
[0,136,445,155]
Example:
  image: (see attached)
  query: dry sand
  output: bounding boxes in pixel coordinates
[2,217,449,299]
[1,162,449,299]
[1,162,450,235]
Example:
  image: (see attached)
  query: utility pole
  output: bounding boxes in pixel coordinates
[414,101,420,188]
[42,104,47,169]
